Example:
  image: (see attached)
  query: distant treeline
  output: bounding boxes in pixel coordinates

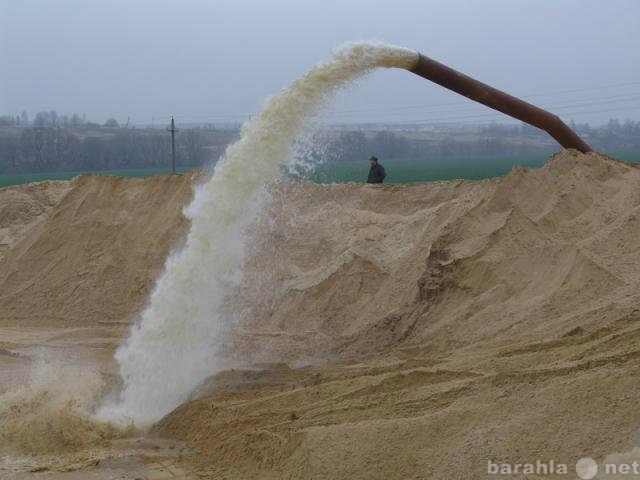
[315,120,640,163]
[0,111,237,173]
[0,111,639,174]
[323,128,546,162]
[478,119,640,153]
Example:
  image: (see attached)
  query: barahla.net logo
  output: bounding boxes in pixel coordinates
[488,457,640,478]
[488,459,570,476]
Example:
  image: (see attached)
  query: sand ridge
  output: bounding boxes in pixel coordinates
[1,151,640,478]
[159,150,640,478]
[0,173,195,329]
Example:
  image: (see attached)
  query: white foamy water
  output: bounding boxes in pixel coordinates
[97,42,418,424]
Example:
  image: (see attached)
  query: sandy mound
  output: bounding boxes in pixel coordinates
[0,173,195,329]
[2,151,640,478]
[154,151,640,479]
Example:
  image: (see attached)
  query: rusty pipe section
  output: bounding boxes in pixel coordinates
[408,54,592,153]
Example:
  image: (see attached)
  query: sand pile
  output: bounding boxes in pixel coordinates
[0,173,194,329]
[222,150,640,365]
[154,150,640,479]
[1,151,640,478]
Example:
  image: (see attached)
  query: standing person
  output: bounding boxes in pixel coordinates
[367,156,386,184]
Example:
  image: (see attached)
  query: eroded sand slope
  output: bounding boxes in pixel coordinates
[1,151,640,479]
[160,151,640,479]
[0,173,194,330]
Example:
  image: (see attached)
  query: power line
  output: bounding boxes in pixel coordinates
[323,93,640,120]
[148,80,640,122]
[380,104,640,126]
[325,81,640,116]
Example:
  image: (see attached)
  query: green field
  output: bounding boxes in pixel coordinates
[307,154,549,183]
[2,152,640,188]
[310,151,640,183]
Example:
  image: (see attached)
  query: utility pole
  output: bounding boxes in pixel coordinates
[166,116,179,174]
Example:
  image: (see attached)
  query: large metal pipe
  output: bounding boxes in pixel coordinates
[409,54,592,153]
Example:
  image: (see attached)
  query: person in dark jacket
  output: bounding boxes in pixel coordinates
[367,156,386,184]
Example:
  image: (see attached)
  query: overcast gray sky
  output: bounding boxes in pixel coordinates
[1,0,639,126]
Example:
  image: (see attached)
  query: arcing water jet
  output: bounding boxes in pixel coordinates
[97,43,418,424]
